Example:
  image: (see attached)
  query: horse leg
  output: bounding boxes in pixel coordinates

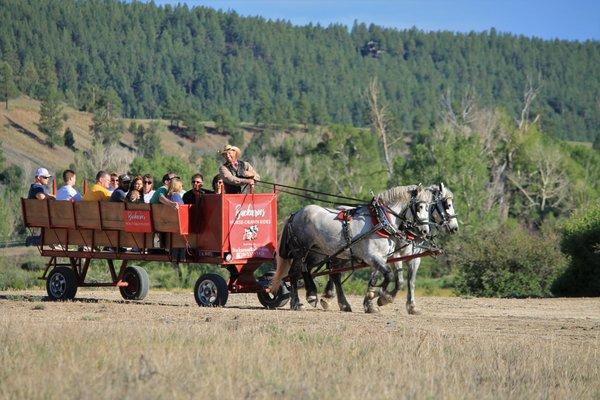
[302,270,318,307]
[330,272,352,312]
[406,258,421,315]
[363,270,381,313]
[378,260,403,306]
[289,276,303,311]
[323,277,335,298]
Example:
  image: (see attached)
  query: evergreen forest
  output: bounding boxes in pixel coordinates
[0,0,598,141]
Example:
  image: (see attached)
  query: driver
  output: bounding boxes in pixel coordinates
[218,144,260,194]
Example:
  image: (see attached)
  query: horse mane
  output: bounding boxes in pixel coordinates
[378,185,432,207]
[426,184,454,200]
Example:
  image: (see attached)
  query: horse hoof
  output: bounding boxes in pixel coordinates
[323,290,335,299]
[339,304,352,312]
[363,301,380,314]
[291,303,304,311]
[406,304,421,315]
[377,294,393,307]
[320,298,330,310]
[307,295,318,308]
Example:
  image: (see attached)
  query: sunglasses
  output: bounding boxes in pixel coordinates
[111,179,119,182]
[192,181,203,184]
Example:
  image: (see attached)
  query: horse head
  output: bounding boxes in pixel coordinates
[429,182,459,234]
[410,185,432,236]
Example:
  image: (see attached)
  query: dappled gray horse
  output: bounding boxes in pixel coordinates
[322,183,459,314]
[270,185,433,313]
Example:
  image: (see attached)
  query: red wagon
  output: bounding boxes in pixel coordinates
[21,192,288,308]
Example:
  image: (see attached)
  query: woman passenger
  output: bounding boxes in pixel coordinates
[126,176,145,203]
[167,177,184,204]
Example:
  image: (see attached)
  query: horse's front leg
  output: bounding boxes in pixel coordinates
[406,258,421,315]
[302,270,318,307]
[329,272,352,312]
[323,277,335,299]
[363,258,394,313]
[377,260,403,307]
[289,263,303,311]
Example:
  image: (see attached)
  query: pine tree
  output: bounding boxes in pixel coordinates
[0,61,18,110]
[39,92,63,148]
[64,127,75,149]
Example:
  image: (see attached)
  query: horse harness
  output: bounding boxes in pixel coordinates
[282,191,428,275]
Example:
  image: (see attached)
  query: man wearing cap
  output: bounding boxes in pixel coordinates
[149,172,181,208]
[109,174,131,202]
[218,144,260,194]
[28,167,55,200]
[83,170,112,201]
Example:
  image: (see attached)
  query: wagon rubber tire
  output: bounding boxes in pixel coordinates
[46,267,78,300]
[119,266,149,300]
[257,272,290,309]
[194,273,228,307]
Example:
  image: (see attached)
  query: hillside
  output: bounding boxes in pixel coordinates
[0,0,598,141]
[0,96,230,180]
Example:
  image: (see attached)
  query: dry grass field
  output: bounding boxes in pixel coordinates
[0,289,598,400]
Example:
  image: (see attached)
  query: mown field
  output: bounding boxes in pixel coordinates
[0,289,598,399]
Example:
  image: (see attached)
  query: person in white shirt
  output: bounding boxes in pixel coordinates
[55,169,82,202]
[142,173,155,203]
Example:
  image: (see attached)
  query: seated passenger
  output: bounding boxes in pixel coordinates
[218,144,260,194]
[126,176,144,203]
[28,167,55,200]
[212,175,223,194]
[142,174,155,203]
[150,172,180,208]
[110,174,131,202]
[83,170,111,201]
[56,169,82,201]
[167,177,184,204]
[108,172,119,194]
[183,173,214,206]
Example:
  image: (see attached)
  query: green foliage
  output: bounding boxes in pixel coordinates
[552,202,600,296]
[63,127,75,149]
[593,134,600,152]
[133,121,162,158]
[213,108,239,135]
[39,92,63,147]
[452,222,567,298]
[0,257,39,290]
[130,154,194,186]
[0,0,597,140]
[0,164,24,192]
[0,60,18,109]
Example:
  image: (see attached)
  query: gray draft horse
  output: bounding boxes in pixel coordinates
[321,183,459,314]
[269,185,433,313]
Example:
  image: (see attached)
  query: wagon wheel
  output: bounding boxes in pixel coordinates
[194,273,228,307]
[119,266,150,301]
[257,271,290,309]
[46,267,78,301]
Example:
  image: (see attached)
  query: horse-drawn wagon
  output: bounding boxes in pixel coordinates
[21,183,456,312]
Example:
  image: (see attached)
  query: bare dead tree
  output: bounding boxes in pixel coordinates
[517,73,542,131]
[440,87,477,134]
[508,145,570,220]
[367,77,394,179]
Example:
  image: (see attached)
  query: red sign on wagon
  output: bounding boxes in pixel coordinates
[226,196,277,260]
[123,210,152,232]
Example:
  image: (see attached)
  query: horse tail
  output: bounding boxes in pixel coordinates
[270,215,295,293]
